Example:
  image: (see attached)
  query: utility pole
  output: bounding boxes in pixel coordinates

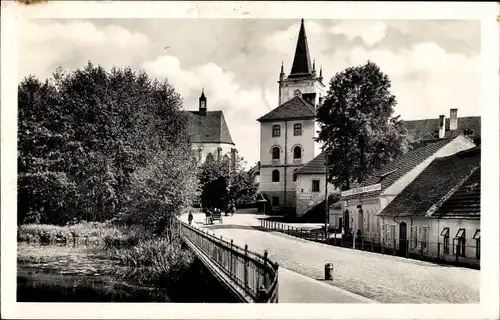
[324,154,329,244]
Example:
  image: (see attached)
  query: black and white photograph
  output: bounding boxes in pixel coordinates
[1,1,499,319]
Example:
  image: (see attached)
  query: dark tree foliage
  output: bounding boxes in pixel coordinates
[18,62,198,229]
[316,61,408,191]
[198,154,258,210]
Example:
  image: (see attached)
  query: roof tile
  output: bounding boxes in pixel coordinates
[184,110,234,145]
[257,96,316,122]
[379,148,480,217]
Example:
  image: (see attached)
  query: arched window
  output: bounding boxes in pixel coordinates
[293,123,302,136]
[272,147,280,160]
[272,169,280,182]
[223,154,230,163]
[206,153,214,163]
[293,169,298,182]
[293,146,302,159]
[272,125,281,137]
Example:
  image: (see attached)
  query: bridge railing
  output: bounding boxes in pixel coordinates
[176,219,279,303]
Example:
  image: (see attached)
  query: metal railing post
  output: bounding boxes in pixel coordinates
[244,244,249,289]
[230,239,234,277]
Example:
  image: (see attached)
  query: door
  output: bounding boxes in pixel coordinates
[399,222,408,254]
[343,210,350,232]
[339,218,343,232]
[357,209,364,233]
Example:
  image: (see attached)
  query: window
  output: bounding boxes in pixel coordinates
[272,147,280,160]
[453,228,466,257]
[272,170,280,182]
[473,229,480,260]
[206,153,214,163]
[272,125,281,137]
[410,226,418,249]
[272,196,279,206]
[293,146,302,159]
[293,169,298,182]
[293,123,302,136]
[384,224,396,243]
[421,226,429,251]
[441,227,450,254]
[312,180,320,192]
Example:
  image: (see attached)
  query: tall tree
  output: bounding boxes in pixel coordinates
[198,154,258,210]
[316,61,408,191]
[18,62,196,228]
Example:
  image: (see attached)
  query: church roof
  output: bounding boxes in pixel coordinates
[257,96,316,122]
[184,110,235,145]
[288,19,313,79]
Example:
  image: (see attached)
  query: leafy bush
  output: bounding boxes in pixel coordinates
[108,238,194,285]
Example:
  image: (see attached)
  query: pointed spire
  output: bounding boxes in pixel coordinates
[313,59,316,71]
[280,61,284,74]
[289,18,313,78]
[319,66,323,78]
[200,87,206,98]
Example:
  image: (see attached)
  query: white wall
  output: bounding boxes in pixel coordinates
[260,120,316,166]
[279,78,326,107]
[379,216,479,263]
[295,173,337,217]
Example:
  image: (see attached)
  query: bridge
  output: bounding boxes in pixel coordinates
[175,219,279,303]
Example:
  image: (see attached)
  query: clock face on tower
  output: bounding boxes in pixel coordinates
[294,89,301,97]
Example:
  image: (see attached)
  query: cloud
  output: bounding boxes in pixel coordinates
[19,18,480,167]
[330,21,388,47]
[261,22,480,121]
[19,19,151,81]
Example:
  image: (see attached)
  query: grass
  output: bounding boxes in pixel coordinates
[106,237,194,285]
[17,221,148,247]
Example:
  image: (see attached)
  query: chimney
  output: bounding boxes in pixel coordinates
[230,148,237,171]
[450,108,458,131]
[199,88,207,116]
[439,115,446,138]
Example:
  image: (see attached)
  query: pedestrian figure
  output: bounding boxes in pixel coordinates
[205,209,212,224]
[188,211,193,225]
[230,201,236,216]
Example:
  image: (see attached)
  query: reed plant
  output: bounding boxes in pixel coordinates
[17,221,147,247]
[108,237,194,285]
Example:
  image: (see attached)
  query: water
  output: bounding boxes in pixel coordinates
[17,242,171,302]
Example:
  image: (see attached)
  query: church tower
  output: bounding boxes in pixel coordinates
[257,19,326,218]
[278,19,326,107]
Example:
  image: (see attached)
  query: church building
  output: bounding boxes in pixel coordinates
[257,19,326,215]
[185,89,237,166]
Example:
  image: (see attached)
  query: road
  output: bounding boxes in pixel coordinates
[182,211,479,303]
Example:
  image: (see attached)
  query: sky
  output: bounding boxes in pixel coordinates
[19,19,481,167]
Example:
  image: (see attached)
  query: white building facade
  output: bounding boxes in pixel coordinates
[257,19,326,216]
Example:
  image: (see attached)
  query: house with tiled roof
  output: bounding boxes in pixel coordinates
[378,147,480,267]
[338,134,476,241]
[293,152,339,220]
[185,89,237,166]
[256,19,326,216]
[403,108,480,143]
